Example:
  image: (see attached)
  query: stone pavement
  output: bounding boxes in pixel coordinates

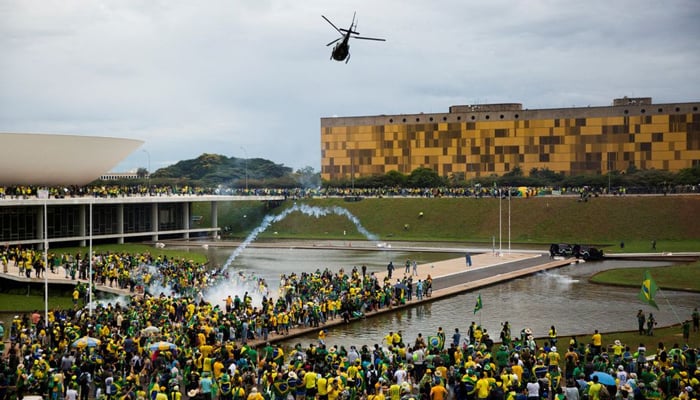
[0,260,132,296]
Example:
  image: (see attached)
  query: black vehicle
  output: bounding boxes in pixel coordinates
[549,243,574,258]
[575,246,604,261]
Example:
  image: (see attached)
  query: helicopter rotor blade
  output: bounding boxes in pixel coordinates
[340,28,360,35]
[322,15,343,35]
[326,37,342,47]
[352,35,386,42]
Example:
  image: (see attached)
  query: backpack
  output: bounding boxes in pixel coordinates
[79,372,89,385]
[367,369,379,386]
[599,385,610,400]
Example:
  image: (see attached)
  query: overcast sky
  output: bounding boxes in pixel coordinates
[2,0,699,174]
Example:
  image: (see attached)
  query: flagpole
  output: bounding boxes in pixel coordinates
[89,200,93,316]
[508,188,511,253]
[658,289,683,325]
[44,201,48,325]
[499,188,502,255]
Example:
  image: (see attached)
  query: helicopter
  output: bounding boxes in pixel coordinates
[322,13,385,63]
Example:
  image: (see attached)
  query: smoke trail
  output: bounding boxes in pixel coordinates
[202,204,379,305]
[219,203,378,271]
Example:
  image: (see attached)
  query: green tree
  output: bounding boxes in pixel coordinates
[407,167,444,188]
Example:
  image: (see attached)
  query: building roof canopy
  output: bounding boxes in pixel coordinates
[0,133,144,186]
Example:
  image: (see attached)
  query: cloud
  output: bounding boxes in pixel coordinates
[1,0,698,174]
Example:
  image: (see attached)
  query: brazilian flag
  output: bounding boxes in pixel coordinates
[427,335,444,351]
[272,380,290,396]
[639,270,659,309]
[273,347,284,363]
[473,294,483,315]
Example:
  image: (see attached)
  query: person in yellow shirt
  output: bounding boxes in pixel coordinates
[155,386,168,400]
[388,378,401,400]
[316,374,328,400]
[430,382,448,400]
[213,359,225,380]
[247,387,264,400]
[547,347,560,371]
[370,386,386,400]
[304,369,318,399]
[327,378,342,400]
[587,375,603,400]
[591,330,603,356]
[475,372,491,400]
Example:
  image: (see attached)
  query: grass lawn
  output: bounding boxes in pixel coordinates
[590,261,700,291]
[53,243,208,264]
[0,293,75,312]
[208,197,700,252]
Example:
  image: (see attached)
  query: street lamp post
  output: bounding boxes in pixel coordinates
[240,146,248,191]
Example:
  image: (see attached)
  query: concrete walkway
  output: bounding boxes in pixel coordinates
[243,251,575,347]
[0,262,133,296]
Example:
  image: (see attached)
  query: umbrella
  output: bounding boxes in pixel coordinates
[394,283,409,291]
[149,341,177,352]
[591,371,616,386]
[72,336,101,349]
[141,326,161,335]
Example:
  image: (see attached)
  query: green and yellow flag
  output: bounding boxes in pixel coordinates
[473,293,483,314]
[639,270,659,310]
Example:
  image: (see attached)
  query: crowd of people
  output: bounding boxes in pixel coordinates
[2,184,698,203]
[0,249,698,400]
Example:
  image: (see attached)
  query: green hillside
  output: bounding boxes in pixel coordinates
[195,195,700,252]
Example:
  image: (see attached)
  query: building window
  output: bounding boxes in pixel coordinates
[471,116,475,120]
[485,115,490,120]
[500,114,504,119]
[657,108,663,113]
[624,110,629,114]
[402,118,406,122]
[514,114,519,119]
[389,119,393,123]
[641,109,646,114]
[429,117,433,121]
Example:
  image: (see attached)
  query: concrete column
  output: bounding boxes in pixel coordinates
[151,203,159,242]
[36,205,44,250]
[182,202,190,239]
[210,201,218,239]
[79,204,86,247]
[117,204,124,244]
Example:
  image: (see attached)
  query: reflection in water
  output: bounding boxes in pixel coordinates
[274,260,700,350]
[207,246,455,293]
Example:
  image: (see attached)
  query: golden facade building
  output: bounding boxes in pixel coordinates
[320,97,700,181]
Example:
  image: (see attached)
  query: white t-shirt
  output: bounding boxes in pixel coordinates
[66,388,79,400]
[526,382,540,399]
